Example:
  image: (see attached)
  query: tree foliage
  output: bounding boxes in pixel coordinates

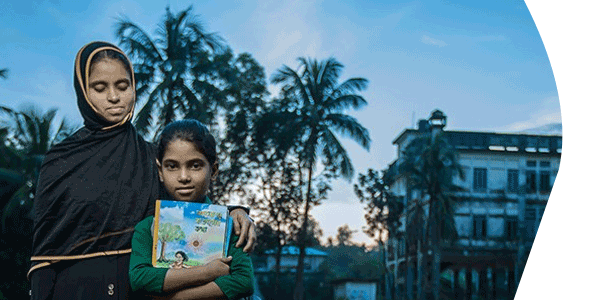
[335,224,356,247]
[394,130,464,300]
[354,168,404,243]
[257,57,371,300]
[115,6,226,138]
[0,103,74,300]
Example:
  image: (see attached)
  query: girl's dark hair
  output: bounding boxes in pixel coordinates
[157,119,217,165]
[176,251,189,262]
[90,49,132,79]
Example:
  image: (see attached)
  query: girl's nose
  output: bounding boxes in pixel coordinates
[178,169,191,183]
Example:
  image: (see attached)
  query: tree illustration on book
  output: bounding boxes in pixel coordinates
[157,222,186,262]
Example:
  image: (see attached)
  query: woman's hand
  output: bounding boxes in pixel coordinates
[229,208,256,252]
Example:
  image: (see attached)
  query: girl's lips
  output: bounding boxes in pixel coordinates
[176,188,194,195]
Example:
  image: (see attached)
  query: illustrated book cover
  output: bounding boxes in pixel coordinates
[152,199,232,268]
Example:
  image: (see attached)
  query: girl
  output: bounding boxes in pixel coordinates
[129,119,254,300]
[29,42,255,300]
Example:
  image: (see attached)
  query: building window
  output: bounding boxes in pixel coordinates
[505,217,518,241]
[387,243,394,261]
[473,215,487,239]
[526,160,537,167]
[507,169,519,193]
[525,208,538,241]
[526,171,537,193]
[540,171,551,193]
[540,161,550,168]
[473,168,487,191]
[397,237,405,257]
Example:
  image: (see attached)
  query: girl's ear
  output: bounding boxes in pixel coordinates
[156,158,164,182]
[211,162,219,180]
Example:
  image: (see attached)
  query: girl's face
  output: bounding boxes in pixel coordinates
[175,253,183,263]
[87,58,134,124]
[157,139,218,202]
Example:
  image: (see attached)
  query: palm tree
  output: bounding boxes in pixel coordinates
[115,6,225,138]
[397,126,464,300]
[260,57,371,300]
[0,104,74,233]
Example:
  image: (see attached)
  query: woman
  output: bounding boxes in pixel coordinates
[29,41,255,299]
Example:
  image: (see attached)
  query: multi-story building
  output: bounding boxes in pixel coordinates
[384,110,561,300]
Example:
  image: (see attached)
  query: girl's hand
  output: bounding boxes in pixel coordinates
[204,256,232,279]
[229,208,257,252]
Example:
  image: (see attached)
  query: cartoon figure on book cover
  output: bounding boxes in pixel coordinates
[170,251,191,269]
[153,201,232,268]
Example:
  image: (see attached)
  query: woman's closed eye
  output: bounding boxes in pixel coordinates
[117,82,130,91]
[91,83,107,93]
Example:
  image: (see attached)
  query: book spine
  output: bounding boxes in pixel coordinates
[224,216,233,257]
[152,200,162,267]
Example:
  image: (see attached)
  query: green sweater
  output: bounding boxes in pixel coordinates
[129,207,254,299]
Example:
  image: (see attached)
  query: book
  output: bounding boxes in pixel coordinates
[152,199,233,268]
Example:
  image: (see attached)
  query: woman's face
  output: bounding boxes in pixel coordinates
[87,58,134,124]
[175,253,183,263]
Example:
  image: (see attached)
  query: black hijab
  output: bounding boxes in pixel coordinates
[31,42,159,269]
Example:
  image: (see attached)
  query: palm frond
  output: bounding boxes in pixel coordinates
[114,18,163,63]
[320,128,353,180]
[323,94,368,114]
[0,68,8,79]
[324,113,371,150]
[316,57,343,93]
[271,65,311,105]
[134,80,170,137]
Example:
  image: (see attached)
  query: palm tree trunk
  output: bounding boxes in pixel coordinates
[416,239,422,300]
[293,164,313,300]
[379,236,388,300]
[275,238,283,299]
[431,205,441,300]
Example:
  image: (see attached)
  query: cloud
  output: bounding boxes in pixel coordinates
[421,35,447,47]
[497,95,562,132]
[160,206,185,223]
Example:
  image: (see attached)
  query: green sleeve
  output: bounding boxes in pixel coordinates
[129,216,169,294]
[213,234,255,299]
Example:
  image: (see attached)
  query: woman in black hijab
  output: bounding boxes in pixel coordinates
[29,41,255,299]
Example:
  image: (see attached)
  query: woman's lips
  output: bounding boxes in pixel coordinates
[106,107,125,115]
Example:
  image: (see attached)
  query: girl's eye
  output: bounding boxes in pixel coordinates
[165,163,178,170]
[191,162,202,170]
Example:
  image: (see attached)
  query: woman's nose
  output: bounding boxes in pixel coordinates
[107,87,119,103]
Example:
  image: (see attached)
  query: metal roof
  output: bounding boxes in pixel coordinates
[264,245,328,256]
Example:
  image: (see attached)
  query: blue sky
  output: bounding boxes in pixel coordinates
[0,0,560,245]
